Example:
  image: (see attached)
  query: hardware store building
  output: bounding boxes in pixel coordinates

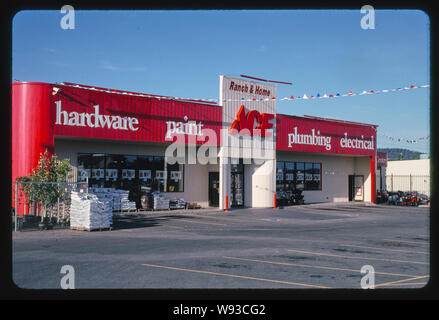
[12,77,377,212]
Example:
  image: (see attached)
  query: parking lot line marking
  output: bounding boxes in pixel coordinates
[339,244,429,255]
[141,263,330,288]
[379,282,427,287]
[382,239,429,245]
[222,256,419,278]
[374,275,429,288]
[287,249,428,265]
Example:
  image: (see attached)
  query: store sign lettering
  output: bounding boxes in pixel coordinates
[229,105,274,136]
[288,127,332,150]
[228,81,271,96]
[55,100,139,131]
[288,127,375,151]
[340,133,374,150]
[165,118,204,140]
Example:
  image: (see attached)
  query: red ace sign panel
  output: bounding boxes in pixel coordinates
[229,105,274,137]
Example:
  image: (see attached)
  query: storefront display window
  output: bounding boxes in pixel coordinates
[78,153,105,188]
[276,161,285,192]
[136,156,154,191]
[312,163,322,190]
[276,161,321,192]
[285,162,295,191]
[167,162,184,192]
[77,153,181,197]
[295,162,305,190]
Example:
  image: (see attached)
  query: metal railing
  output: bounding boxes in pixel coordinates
[12,180,88,232]
[386,174,430,196]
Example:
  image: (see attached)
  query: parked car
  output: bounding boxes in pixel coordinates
[376,191,389,204]
[418,193,430,205]
[291,189,304,205]
[387,192,399,205]
[409,192,421,206]
[276,189,305,206]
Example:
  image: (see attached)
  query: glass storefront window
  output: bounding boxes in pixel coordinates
[313,163,322,190]
[77,153,183,208]
[152,156,165,192]
[119,155,138,202]
[276,161,323,193]
[77,153,92,182]
[276,161,285,192]
[136,155,153,191]
[105,154,124,189]
[285,162,295,191]
[231,159,244,207]
[305,162,314,190]
[295,162,305,190]
[78,153,105,188]
[167,162,184,192]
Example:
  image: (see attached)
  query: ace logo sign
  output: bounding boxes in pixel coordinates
[229,105,274,137]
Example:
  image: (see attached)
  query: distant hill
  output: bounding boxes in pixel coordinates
[377,148,422,161]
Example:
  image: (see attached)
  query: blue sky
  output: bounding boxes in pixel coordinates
[12,9,430,153]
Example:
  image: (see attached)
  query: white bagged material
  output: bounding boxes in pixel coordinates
[70,191,113,230]
[152,192,170,210]
[170,198,186,209]
[82,187,136,212]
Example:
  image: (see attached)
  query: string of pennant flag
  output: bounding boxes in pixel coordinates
[59,82,430,103]
[379,132,430,144]
[222,83,430,102]
[276,84,430,101]
[57,82,430,144]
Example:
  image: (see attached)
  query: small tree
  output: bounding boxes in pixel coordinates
[16,150,72,222]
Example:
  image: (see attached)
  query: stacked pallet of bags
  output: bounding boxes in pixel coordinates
[89,188,114,225]
[152,192,170,210]
[119,190,137,211]
[87,188,136,212]
[112,190,122,211]
[70,191,113,230]
[169,198,186,210]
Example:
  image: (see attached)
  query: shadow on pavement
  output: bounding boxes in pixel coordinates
[111,214,200,230]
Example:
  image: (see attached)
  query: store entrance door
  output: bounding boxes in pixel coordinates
[231,160,244,207]
[348,175,364,201]
[208,172,219,207]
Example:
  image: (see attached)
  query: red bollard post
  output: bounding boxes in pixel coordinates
[274,193,277,209]
[225,195,228,212]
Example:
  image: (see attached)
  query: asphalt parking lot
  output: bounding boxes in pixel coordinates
[12,202,430,290]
